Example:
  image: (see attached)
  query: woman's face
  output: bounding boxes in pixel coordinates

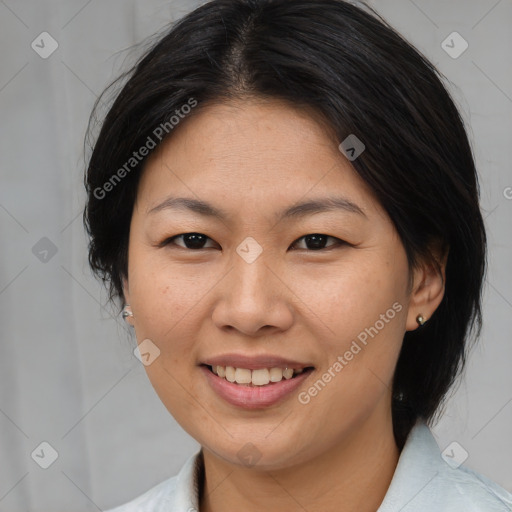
[124,99,426,469]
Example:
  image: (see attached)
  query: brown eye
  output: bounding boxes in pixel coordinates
[163,233,219,250]
[290,234,345,251]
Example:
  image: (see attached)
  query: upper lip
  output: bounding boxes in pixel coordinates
[202,353,314,370]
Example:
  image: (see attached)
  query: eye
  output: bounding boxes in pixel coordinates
[290,234,345,251]
[159,232,346,251]
[161,233,219,250]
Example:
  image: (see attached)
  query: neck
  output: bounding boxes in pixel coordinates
[199,413,400,512]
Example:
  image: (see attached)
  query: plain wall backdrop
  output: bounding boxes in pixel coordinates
[0,0,511,510]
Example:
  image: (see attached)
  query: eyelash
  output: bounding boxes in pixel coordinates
[159,232,347,251]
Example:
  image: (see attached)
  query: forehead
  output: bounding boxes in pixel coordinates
[136,99,380,217]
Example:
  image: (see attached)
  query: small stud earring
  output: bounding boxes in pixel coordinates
[394,391,404,402]
[122,304,134,322]
[416,314,426,326]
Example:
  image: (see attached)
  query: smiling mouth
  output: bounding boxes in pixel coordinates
[203,364,315,386]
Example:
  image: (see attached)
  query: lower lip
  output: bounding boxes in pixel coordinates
[200,365,314,409]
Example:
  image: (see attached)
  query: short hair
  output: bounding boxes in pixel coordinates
[84,0,486,449]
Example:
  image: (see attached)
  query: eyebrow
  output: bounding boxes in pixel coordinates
[147,195,366,221]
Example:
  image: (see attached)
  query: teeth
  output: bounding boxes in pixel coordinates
[235,368,252,384]
[269,368,283,382]
[209,365,306,386]
[225,366,236,383]
[283,368,294,379]
[252,368,270,386]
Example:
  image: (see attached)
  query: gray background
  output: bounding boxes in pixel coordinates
[0,0,511,510]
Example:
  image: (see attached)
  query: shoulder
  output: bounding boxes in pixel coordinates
[378,422,512,512]
[104,450,202,512]
[104,477,177,512]
[434,461,512,511]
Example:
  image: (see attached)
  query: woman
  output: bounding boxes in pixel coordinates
[84,0,512,510]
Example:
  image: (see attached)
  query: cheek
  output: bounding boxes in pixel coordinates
[295,251,409,410]
[293,263,407,439]
[127,256,211,415]
[127,251,208,340]
[293,251,408,338]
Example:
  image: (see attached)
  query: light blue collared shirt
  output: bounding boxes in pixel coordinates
[106,421,512,511]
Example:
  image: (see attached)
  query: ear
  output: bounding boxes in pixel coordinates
[406,243,448,331]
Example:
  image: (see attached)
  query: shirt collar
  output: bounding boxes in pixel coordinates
[376,420,444,511]
[169,446,204,511]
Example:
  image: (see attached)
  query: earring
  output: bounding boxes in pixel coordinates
[416,314,426,326]
[122,304,134,322]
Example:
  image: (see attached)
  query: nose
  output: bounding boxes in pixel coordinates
[211,253,294,337]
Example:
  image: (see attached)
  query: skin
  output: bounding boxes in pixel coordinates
[122,98,446,512]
